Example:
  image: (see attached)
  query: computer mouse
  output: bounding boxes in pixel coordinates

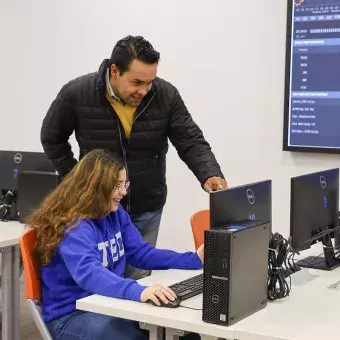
[148,298,181,308]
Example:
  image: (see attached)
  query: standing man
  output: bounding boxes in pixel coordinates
[41,35,227,279]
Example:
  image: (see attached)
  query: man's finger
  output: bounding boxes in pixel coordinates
[221,179,228,189]
[217,183,224,190]
[211,182,220,190]
[214,179,227,190]
[204,183,212,192]
[210,181,222,191]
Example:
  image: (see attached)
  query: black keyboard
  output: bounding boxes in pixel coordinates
[169,273,203,301]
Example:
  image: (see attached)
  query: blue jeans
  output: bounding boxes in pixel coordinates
[47,310,148,340]
[47,310,201,340]
[124,208,163,280]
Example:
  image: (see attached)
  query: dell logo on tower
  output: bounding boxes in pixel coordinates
[212,295,220,304]
[247,189,255,205]
[320,175,327,189]
[14,153,22,164]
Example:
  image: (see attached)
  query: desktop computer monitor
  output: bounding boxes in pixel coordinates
[290,168,340,271]
[18,171,61,223]
[0,150,55,192]
[209,180,271,230]
[0,151,55,221]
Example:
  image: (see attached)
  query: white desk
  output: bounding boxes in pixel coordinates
[229,243,340,340]
[77,243,340,340]
[77,269,236,340]
[232,266,340,340]
[0,221,26,340]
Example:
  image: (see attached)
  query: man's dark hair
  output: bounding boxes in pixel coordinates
[110,36,160,75]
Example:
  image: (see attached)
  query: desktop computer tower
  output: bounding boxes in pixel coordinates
[18,171,60,223]
[202,221,269,326]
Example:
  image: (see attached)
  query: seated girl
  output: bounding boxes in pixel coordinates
[26,149,204,340]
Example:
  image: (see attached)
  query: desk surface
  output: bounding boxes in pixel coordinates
[229,243,340,340]
[232,266,340,340]
[77,243,340,340]
[0,221,25,247]
[77,269,236,339]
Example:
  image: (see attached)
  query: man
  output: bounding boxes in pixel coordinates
[41,35,227,279]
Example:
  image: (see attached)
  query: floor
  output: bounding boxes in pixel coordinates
[0,273,42,340]
[19,275,43,339]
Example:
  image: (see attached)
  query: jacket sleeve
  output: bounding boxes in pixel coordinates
[168,86,224,186]
[59,222,147,302]
[41,85,78,177]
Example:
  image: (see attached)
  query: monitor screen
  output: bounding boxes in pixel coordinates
[283,0,340,153]
[210,180,271,230]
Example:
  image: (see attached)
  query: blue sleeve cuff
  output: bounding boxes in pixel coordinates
[124,282,148,302]
[189,252,204,269]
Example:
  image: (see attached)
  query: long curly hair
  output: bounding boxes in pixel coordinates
[25,149,124,265]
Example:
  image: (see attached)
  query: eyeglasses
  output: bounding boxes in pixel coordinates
[117,181,130,192]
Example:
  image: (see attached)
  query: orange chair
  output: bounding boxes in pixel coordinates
[190,209,210,250]
[20,229,53,340]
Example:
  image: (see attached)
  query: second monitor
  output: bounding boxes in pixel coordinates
[210,180,271,230]
[290,168,340,271]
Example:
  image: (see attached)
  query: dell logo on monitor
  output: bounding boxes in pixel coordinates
[14,153,22,164]
[246,189,255,205]
[320,175,327,189]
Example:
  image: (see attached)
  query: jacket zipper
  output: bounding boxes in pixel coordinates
[133,93,156,125]
[118,92,156,213]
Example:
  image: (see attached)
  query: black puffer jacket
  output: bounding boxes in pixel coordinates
[41,59,224,213]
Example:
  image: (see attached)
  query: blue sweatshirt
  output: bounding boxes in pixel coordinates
[41,205,203,322]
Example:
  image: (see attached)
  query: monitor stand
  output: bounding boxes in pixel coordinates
[296,230,340,271]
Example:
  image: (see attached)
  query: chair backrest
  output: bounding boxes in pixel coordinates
[20,228,41,303]
[190,210,210,250]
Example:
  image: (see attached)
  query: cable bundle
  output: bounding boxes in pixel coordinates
[267,227,340,301]
[267,232,292,301]
[0,190,18,222]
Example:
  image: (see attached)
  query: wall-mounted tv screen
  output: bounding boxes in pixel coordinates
[283,0,340,153]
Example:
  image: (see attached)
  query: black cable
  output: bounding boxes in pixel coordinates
[298,252,324,266]
[291,226,340,254]
[180,305,202,311]
[0,189,18,222]
[288,226,340,266]
[267,232,291,301]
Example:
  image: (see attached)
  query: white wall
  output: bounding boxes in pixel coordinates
[1,0,340,251]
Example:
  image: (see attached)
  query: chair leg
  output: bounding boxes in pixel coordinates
[26,300,53,340]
